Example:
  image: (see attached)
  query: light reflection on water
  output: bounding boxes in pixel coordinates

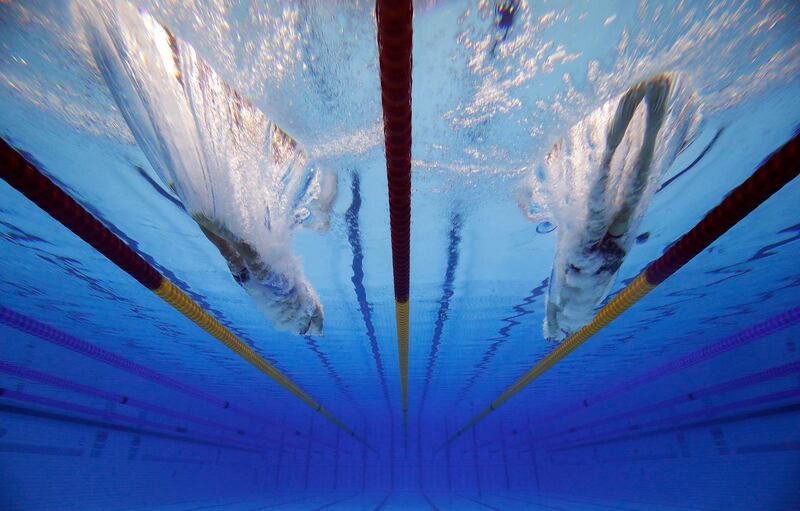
[0,1,799,508]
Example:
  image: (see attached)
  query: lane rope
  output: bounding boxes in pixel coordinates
[0,305,336,448]
[439,133,800,451]
[0,138,370,448]
[376,0,413,433]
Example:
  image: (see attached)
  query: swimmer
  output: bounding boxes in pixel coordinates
[490,0,519,55]
[82,1,328,336]
[541,73,697,341]
[496,0,518,31]
[194,214,324,336]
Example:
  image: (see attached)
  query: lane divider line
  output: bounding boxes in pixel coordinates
[376,0,414,434]
[439,133,800,451]
[0,137,370,449]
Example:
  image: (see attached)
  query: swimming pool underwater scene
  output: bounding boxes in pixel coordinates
[1,1,799,509]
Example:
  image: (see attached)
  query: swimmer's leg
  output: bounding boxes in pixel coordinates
[583,78,651,247]
[607,74,671,238]
[542,83,648,339]
[544,75,671,339]
[595,74,670,272]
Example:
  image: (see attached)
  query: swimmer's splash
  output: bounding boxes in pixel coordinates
[82,0,336,336]
[521,73,701,341]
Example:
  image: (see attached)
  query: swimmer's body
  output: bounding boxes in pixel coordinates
[490,0,518,55]
[83,2,327,336]
[195,214,324,336]
[544,74,678,341]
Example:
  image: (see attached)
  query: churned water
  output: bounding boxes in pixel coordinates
[1,1,799,510]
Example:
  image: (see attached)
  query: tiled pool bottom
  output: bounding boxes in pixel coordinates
[133,492,709,510]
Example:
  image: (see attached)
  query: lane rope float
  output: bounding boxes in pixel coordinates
[376,0,413,434]
[439,133,800,451]
[0,304,334,448]
[0,137,370,449]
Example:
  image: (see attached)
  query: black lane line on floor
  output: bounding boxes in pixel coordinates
[490,493,567,511]
[134,164,186,211]
[248,496,310,510]
[0,403,260,454]
[421,492,441,511]
[303,335,363,416]
[346,172,392,410]
[373,491,393,511]
[418,213,463,416]
[451,278,549,409]
[185,498,253,510]
[531,492,635,510]
[657,128,724,193]
[552,402,800,452]
[458,494,503,510]
[310,494,360,511]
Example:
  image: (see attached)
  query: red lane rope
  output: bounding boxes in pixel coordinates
[0,139,163,290]
[1,138,371,447]
[439,132,800,450]
[645,134,800,284]
[376,0,413,304]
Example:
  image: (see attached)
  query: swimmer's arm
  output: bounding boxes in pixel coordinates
[193,214,272,282]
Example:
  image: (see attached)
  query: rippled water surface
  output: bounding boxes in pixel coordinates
[1,1,799,510]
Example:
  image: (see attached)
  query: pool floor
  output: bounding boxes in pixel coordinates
[134,492,708,511]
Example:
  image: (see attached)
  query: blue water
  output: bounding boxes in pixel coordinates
[1,1,800,510]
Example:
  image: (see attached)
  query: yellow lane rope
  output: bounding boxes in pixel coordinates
[396,300,410,431]
[0,139,370,449]
[440,133,800,450]
[153,280,369,446]
[440,275,654,449]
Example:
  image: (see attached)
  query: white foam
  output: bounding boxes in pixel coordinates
[82,0,334,336]
[520,74,701,341]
